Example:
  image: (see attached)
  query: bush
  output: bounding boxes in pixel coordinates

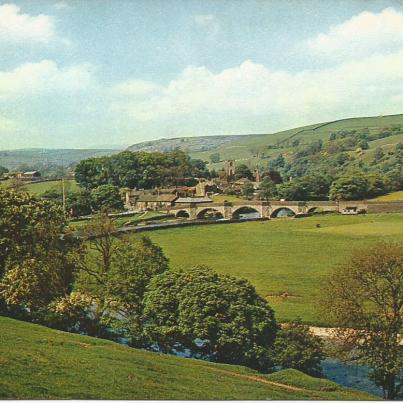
[273,321,324,377]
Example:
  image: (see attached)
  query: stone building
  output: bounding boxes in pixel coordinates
[224,160,236,178]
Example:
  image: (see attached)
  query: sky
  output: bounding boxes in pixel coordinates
[1,0,403,149]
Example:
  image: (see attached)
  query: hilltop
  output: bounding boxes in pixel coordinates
[0,316,374,400]
[127,134,250,153]
[125,113,403,168]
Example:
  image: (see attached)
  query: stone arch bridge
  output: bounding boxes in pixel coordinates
[168,200,361,220]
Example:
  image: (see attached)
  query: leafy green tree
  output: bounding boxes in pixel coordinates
[373,147,385,162]
[235,164,254,180]
[101,236,169,347]
[260,177,278,200]
[268,154,285,171]
[358,139,369,150]
[0,188,83,321]
[322,242,403,400]
[66,189,92,217]
[0,188,69,279]
[241,183,255,199]
[0,165,9,176]
[142,266,277,372]
[75,150,208,190]
[0,251,78,318]
[273,321,325,377]
[91,184,123,212]
[329,174,370,200]
[209,153,220,164]
[277,180,309,201]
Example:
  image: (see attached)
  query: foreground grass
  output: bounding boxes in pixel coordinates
[0,316,374,400]
[144,213,403,325]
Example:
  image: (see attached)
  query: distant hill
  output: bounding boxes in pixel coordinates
[127,134,251,153]
[0,148,118,171]
[126,113,403,168]
[0,316,375,400]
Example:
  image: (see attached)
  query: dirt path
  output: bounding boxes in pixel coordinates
[188,363,323,398]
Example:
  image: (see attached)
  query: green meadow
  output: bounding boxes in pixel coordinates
[0,179,80,194]
[143,213,403,325]
[0,316,374,400]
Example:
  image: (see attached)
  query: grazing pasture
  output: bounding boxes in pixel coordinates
[144,213,403,324]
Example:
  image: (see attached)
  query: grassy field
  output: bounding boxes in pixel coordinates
[0,316,375,400]
[141,213,403,325]
[0,179,80,195]
[372,191,403,201]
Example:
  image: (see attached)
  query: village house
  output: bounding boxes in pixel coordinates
[10,171,42,181]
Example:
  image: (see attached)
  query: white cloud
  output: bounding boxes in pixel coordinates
[0,116,16,131]
[0,60,94,98]
[112,52,403,135]
[0,3,66,44]
[113,79,161,97]
[306,7,403,58]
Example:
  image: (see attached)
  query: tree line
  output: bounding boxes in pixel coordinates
[75,149,210,190]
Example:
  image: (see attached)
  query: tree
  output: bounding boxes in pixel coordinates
[0,165,9,176]
[91,184,123,212]
[277,180,309,201]
[329,174,369,200]
[142,266,277,372]
[322,242,403,399]
[209,153,220,164]
[235,164,253,180]
[66,189,92,217]
[358,139,369,150]
[259,177,277,200]
[101,236,169,347]
[241,183,255,199]
[0,252,78,318]
[273,321,325,377]
[78,213,119,290]
[374,147,385,162]
[0,188,83,321]
[268,154,285,171]
[0,188,69,279]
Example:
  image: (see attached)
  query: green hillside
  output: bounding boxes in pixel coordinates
[0,316,374,400]
[190,113,403,168]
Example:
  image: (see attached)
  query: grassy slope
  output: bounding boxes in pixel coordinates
[372,191,403,201]
[143,213,403,324]
[0,179,80,195]
[190,114,403,166]
[0,316,374,400]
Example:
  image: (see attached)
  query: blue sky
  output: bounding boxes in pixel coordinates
[1,0,403,149]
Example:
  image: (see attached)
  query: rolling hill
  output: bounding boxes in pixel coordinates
[0,315,375,400]
[126,113,403,169]
[0,148,118,171]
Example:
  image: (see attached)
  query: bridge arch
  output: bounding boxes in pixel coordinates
[175,209,190,218]
[270,207,296,218]
[196,208,224,220]
[231,206,261,220]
